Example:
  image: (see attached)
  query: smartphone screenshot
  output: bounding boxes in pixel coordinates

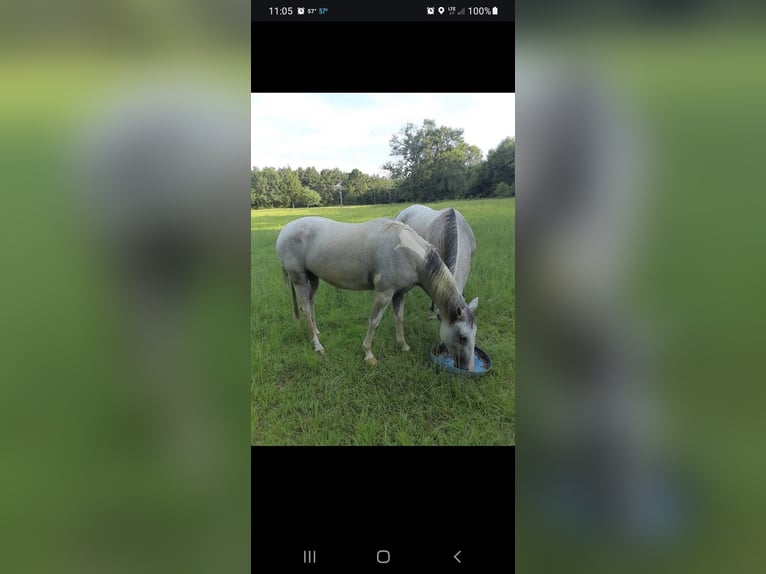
[251,1,515,570]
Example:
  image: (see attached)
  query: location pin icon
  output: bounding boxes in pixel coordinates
[438,6,445,14]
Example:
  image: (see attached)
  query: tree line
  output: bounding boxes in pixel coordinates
[251,119,514,209]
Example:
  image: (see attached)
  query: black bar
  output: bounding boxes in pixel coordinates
[252,446,514,571]
[251,22,515,92]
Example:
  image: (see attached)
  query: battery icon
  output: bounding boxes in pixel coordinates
[492,6,498,14]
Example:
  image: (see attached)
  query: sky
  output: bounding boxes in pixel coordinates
[251,93,514,176]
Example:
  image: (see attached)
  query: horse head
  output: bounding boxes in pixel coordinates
[439,297,479,370]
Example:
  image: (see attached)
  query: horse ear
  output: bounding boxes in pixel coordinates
[467,297,479,312]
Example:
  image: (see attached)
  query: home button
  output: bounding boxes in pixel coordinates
[376,549,391,564]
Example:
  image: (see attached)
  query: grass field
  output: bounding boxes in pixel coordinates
[251,198,515,445]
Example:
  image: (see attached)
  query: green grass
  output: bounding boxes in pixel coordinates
[251,199,515,445]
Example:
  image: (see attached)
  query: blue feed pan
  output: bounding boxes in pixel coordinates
[429,343,492,376]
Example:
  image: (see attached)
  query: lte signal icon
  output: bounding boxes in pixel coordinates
[427,6,435,14]
[297,7,305,14]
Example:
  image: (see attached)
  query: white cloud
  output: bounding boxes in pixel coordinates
[251,93,514,176]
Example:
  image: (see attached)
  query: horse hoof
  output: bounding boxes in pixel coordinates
[401,345,411,352]
[314,346,325,354]
[365,357,378,365]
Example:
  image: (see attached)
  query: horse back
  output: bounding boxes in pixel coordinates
[277,216,420,291]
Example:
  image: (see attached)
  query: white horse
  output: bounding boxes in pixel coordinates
[396,205,477,317]
[276,217,479,368]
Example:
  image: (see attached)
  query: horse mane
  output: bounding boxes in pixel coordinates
[424,247,472,324]
[442,208,459,275]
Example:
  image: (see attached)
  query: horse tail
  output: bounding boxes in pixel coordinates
[283,268,300,320]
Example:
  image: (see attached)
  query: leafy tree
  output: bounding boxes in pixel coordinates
[344,168,368,204]
[472,137,515,198]
[430,145,483,200]
[494,181,515,197]
[251,165,394,208]
[251,167,283,208]
[297,186,322,207]
[318,168,345,205]
[251,126,511,209]
[250,168,261,208]
[384,119,482,202]
[299,166,321,192]
[365,175,395,204]
[278,168,303,208]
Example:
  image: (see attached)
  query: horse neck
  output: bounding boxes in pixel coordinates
[419,248,464,319]
[440,209,468,292]
[451,250,469,293]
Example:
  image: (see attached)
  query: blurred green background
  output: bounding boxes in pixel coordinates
[517,15,766,574]
[0,1,249,572]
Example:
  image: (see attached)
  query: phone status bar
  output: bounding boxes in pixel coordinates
[252,1,514,22]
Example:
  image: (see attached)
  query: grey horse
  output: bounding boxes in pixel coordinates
[276,216,479,368]
[396,204,477,317]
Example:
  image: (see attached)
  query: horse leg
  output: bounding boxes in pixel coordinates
[362,290,392,364]
[392,291,410,352]
[295,278,324,353]
[308,273,320,335]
